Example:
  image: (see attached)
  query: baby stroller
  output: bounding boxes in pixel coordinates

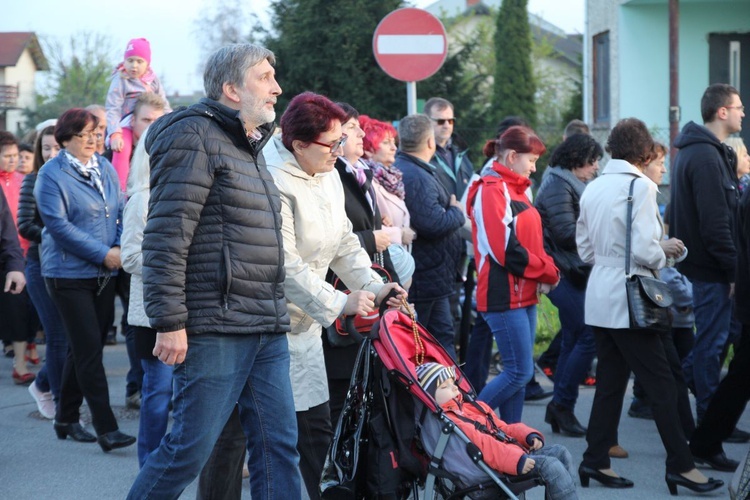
[321,304,545,500]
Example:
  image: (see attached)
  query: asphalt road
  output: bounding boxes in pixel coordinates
[0,337,745,499]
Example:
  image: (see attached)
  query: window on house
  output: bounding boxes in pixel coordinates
[593,31,610,124]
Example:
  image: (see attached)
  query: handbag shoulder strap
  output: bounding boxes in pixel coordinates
[625,178,637,277]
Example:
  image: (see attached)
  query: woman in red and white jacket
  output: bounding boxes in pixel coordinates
[467,126,559,423]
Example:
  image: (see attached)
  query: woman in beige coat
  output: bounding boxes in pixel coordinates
[576,118,721,495]
[263,92,404,500]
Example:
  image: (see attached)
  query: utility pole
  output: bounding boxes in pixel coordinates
[669,0,680,160]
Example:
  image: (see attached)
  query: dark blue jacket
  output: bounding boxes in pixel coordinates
[431,139,474,200]
[396,151,464,301]
[35,152,123,279]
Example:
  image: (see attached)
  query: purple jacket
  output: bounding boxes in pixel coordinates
[105,67,171,136]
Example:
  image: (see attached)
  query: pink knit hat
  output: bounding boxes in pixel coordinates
[124,38,151,64]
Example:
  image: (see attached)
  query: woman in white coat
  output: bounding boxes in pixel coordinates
[262,92,405,500]
[576,118,722,495]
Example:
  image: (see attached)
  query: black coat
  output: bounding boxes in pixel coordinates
[16,172,43,260]
[736,188,750,324]
[142,98,290,335]
[669,121,739,283]
[0,187,24,274]
[534,167,591,288]
[397,151,464,301]
[323,158,399,380]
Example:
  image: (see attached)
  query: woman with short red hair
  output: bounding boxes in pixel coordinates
[467,126,559,423]
[361,116,416,250]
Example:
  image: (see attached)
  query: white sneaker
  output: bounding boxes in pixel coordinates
[28,382,55,419]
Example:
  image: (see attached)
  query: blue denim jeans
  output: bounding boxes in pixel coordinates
[529,444,579,500]
[127,333,300,500]
[547,278,595,410]
[477,306,536,423]
[463,313,492,392]
[25,256,68,401]
[138,356,173,467]
[415,296,457,360]
[681,280,732,419]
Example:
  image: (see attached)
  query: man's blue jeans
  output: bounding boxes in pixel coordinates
[138,356,173,467]
[415,296,457,359]
[682,280,732,419]
[127,333,301,500]
[547,278,595,410]
[477,306,536,423]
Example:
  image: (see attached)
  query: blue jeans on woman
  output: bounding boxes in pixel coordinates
[477,306,536,423]
[138,354,173,467]
[127,333,300,500]
[25,256,68,401]
[546,277,595,410]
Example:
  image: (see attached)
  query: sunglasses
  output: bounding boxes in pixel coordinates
[310,134,348,154]
[430,118,456,126]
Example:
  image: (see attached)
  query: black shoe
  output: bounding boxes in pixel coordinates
[97,430,136,452]
[665,472,723,496]
[545,401,586,437]
[725,427,750,444]
[524,383,553,401]
[693,451,739,472]
[628,398,654,420]
[105,327,117,346]
[578,465,634,489]
[54,421,96,443]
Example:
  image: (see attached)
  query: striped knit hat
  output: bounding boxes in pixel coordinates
[415,362,455,397]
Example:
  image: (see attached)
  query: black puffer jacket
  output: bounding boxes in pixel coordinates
[16,172,43,261]
[669,121,738,283]
[142,98,290,335]
[534,166,591,288]
[397,151,464,301]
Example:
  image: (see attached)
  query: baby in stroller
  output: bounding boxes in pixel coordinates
[417,362,579,499]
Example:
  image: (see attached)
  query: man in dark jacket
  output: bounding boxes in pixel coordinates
[670,83,744,424]
[396,114,465,358]
[128,44,300,500]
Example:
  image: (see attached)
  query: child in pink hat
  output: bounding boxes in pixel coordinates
[106,38,171,190]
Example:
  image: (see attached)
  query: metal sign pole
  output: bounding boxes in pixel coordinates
[407,81,417,115]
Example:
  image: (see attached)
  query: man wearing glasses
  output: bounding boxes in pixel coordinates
[670,83,747,448]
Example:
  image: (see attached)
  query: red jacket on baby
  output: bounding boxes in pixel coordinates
[441,394,543,475]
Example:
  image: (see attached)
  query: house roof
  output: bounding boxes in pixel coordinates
[0,32,49,70]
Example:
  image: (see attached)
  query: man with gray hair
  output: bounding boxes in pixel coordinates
[127,43,299,499]
[395,114,465,358]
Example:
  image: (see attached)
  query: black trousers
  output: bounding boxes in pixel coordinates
[691,325,750,457]
[197,405,246,500]
[631,328,695,438]
[297,402,333,500]
[46,277,118,435]
[582,327,695,474]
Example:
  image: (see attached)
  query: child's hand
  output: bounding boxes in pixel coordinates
[521,458,536,474]
[111,134,124,152]
[530,437,543,451]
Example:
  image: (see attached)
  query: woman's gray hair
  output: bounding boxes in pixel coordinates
[203,44,276,101]
[398,114,433,153]
[127,129,151,197]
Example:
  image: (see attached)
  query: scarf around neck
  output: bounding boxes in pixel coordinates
[367,159,405,200]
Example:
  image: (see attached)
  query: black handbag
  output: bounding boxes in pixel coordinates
[624,178,673,332]
[320,339,372,498]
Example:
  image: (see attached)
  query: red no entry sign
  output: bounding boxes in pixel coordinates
[373,8,448,82]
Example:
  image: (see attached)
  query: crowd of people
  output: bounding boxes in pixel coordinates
[0,39,749,499]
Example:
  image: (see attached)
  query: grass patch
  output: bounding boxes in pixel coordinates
[535,295,560,356]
